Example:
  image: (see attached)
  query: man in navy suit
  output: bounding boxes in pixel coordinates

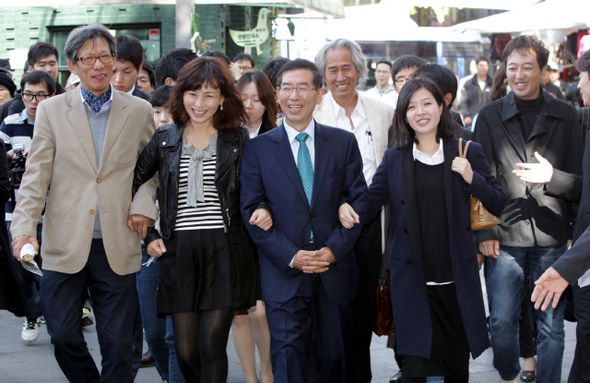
[240,59,368,383]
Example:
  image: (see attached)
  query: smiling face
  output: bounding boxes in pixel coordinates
[67,37,114,97]
[182,83,224,129]
[111,59,139,93]
[406,87,443,140]
[241,81,266,128]
[324,47,360,102]
[394,66,418,93]
[579,71,590,107]
[506,48,544,100]
[277,68,324,132]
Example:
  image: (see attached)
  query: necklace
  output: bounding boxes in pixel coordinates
[419,144,439,155]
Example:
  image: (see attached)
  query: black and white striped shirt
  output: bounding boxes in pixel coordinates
[175,154,224,230]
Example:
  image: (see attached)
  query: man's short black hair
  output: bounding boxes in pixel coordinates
[115,35,144,70]
[233,53,255,68]
[276,59,322,90]
[155,48,197,87]
[262,56,290,88]
[376,60,392,70]
[475,56,489,65]
[201,51,231,65]
[502,35,549,70]
[576,50,590,76]
[21,70,56,96]
[391,55,426,78]
[28,42,59,66]
[412,63,459,104]
[142,59,156,88]
[150,85,172,108]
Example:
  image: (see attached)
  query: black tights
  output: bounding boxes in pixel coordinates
[402,376,468,383]
[172,307,235,383]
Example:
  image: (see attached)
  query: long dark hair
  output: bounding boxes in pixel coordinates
[489,62,507,101]
[390,77,455,149]
[169,56,247,130]
[236,70,278,131]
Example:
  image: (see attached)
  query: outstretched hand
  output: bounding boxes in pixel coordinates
[531,267,569,311]
[513,151,553,184]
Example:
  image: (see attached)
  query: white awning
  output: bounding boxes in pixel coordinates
[451,0,590,33]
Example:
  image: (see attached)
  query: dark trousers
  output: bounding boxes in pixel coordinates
[352,215,382,383]
[569,284,590,383]
[40,239,139,383]
[266,274,356,383]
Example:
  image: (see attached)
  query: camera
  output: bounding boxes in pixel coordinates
[8,143,27,187]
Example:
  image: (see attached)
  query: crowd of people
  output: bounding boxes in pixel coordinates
[1,22,590,383]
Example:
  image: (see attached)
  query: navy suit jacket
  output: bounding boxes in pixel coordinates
[132,87,151,101]
[368,138,505,359]
[240,121,368,305]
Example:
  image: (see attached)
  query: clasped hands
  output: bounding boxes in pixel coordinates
[294,247,336,273]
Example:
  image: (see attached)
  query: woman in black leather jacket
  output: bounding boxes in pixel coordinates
[133,57,267,383]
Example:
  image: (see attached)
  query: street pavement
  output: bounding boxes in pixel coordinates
[0,306,577,383]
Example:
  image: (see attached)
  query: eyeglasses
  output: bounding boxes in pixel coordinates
[395,76,412,85]
[279,86,318,96]
[75,54,115,66]
[22,93,50,102]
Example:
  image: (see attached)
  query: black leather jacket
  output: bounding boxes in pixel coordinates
[133,123,250,244]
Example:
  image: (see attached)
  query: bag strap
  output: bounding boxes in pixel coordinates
[458,137,472,159]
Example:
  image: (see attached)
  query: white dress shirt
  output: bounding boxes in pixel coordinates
[328,93,376,185]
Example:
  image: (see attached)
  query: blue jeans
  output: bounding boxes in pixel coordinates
[485,245,566,383]
[136,248,186,383]
[137,249,169,380]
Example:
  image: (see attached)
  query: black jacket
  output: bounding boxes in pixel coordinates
[473,89,584,247]
[460,75,493,120]
[134,123,252,243]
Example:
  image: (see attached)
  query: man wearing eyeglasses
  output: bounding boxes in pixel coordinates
[313,38,394,383]
[10,24,157,383]
[1,70,55,157]
[241,58,368,382]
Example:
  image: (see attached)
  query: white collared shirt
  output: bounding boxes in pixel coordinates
[249,123,262,139]
[283,119,315,170]
[412,140,444,165]
[328,92,376,185]
[126,85,136,95]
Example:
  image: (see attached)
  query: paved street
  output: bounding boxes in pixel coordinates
[0,305,577,383]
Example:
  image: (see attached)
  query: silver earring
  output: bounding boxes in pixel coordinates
[220,103,223,111]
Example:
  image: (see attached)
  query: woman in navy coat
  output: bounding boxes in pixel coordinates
[343,77,504,381]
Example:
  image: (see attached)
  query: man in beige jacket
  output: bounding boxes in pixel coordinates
[10,24,157,383]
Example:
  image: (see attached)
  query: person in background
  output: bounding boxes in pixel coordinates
[262,57,290,89]
[155,48,197,88]
[364,60,398,108]
[0,72,16,108]
[8,42,67,117]
[137,59,155,95]
[392,55,426,96]
[460,56,492,130]
[233,52,255,81]
[0,70,55,344]
[133,57,264,382]
[232,70,277,383]
[0,59,14,79]
[112,35,150,101]
[65,73,81,91]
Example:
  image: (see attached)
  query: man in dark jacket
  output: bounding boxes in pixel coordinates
[460,56,492,129]
[526,49,590,383]
[474,35,583,383]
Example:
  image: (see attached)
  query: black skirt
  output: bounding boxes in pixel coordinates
[401,283,470,379]
[157,228,258,315]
